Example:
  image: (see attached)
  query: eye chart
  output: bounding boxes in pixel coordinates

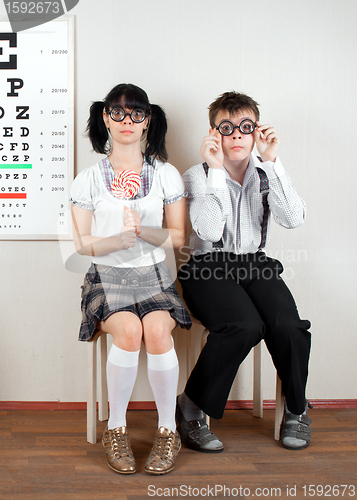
[0,16,74,239]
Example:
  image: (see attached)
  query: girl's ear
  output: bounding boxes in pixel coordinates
[143,116,150,131]
[103,109,110,129]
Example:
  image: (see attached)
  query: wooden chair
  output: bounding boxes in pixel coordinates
[87,324,285,444]
[87,330,109,444]
[187,319,284,440]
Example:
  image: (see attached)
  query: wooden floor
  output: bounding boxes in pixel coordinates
[1,408,356,499]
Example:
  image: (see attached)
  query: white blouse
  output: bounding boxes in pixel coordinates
[70,157,185,268]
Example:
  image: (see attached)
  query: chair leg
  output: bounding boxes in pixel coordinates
[200,327,209,350]
[98,334,108,422]
[274,374,285,440]
[87,339,97,444]
[188,327,197,379]
[201,328,210,428]
[253,342,263,418]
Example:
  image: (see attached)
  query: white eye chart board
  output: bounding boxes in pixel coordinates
[0,16,74,239]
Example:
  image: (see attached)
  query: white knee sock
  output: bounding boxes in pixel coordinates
[147,346,179,433]
[107,344,140,430]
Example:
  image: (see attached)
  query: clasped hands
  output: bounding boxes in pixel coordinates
[120,206,141,250]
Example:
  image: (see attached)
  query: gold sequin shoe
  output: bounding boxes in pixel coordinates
[145,426,181,475]
[102,426,136,474]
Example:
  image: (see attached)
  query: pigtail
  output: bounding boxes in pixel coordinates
[145,104,168,162]
[86,101,109,154]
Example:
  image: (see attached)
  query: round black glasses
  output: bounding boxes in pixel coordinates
[214,118,257,136]
[109,107,147,123]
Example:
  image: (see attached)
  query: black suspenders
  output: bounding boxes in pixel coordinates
[202,161,269,250]
[256,165,269,249]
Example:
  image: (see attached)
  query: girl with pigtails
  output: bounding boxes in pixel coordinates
[70,84,191,475]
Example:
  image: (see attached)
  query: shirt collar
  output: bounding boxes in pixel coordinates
[222,154,255,188]
[242,155,256,188]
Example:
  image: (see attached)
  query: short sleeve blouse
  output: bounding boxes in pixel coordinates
[70,157,185,268]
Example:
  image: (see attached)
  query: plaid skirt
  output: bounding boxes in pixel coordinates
[79,261,192,341]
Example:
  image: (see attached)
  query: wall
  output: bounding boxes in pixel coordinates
[0,0,356,404]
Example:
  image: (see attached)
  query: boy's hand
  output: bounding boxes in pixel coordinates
[254,122,281,162]
[200,128,224,169]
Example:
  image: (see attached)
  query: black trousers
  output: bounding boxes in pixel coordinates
[178,252,311,419]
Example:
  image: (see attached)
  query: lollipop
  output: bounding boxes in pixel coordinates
[111,170,141,199]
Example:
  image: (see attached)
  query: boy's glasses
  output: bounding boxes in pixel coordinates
[109,107,147,123]
[214,119,257,136]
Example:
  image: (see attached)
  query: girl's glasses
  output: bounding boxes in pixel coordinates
[109,107,147,123]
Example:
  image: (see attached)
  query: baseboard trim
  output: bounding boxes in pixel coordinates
[0,399,356,411]
[225,399,357,410]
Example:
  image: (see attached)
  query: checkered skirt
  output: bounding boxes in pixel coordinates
[79,261,192,341]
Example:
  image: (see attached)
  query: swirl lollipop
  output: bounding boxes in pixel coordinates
[111,170,141,199]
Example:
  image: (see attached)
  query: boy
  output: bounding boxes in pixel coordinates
[177,91,312,451]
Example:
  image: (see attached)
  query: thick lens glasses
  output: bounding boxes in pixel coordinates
[215,119,257,136]
[109,107,147,123]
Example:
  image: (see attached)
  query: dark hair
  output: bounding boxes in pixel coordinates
[208,91,260,127]
[86,83,168,162]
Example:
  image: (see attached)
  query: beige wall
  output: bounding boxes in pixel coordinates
[1,0,356,404]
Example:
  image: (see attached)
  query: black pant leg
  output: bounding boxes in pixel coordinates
[244,260,311,415]
[178,257,265,419]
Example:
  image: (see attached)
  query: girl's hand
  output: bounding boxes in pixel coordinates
[254,122,281,162]
[119,225,136,250]
[200,128,224,170]
[124,206,141,227]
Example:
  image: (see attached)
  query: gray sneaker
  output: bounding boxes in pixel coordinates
[176,400,224,453]
[281,402,312,450]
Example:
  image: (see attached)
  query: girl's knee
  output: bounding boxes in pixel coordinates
[143,323,173,354]
[110,318,143,351]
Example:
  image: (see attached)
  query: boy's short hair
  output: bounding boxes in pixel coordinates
[208,91,260,127]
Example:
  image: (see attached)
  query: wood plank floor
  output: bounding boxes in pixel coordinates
[1,408,356,499]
